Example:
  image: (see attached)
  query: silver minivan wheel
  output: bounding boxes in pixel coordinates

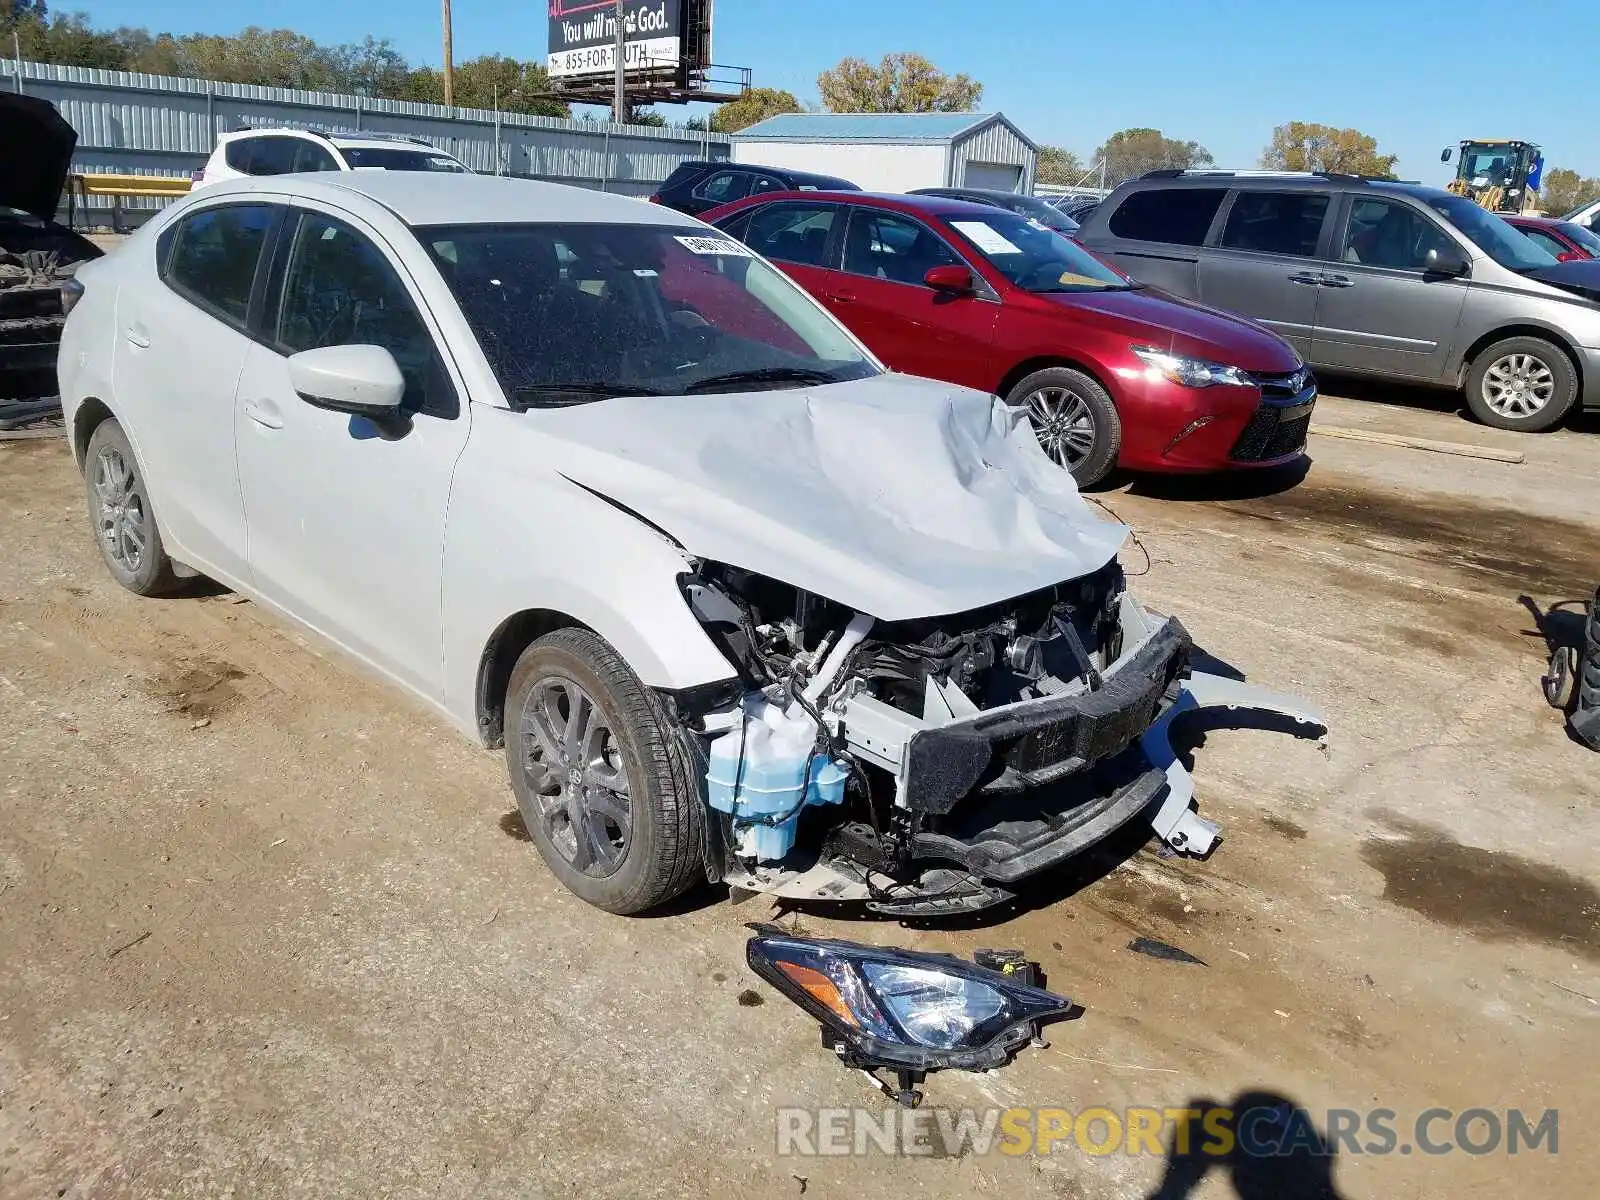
[1480,352,1555,418]
[1464,336,1578,433]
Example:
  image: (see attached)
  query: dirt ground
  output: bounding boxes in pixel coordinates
[1,385,1596,1199]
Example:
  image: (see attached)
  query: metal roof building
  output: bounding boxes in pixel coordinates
[730,112,1037,194]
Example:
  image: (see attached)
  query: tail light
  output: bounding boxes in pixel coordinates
[59,276,86,316]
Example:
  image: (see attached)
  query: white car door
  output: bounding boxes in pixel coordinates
[111,202,278,583]
[233,205,471,700]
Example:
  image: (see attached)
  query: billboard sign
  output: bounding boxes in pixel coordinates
[548,0,685,81]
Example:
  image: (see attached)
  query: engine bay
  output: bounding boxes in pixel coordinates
[677,559,1248,915]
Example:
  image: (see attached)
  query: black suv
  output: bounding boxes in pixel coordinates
[649,160,859,217]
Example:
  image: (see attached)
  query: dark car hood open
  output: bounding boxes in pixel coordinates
[1525,260,1600,304]
[0,93,77,224]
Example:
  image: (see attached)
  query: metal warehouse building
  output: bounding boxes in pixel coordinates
[730,112,1037,194]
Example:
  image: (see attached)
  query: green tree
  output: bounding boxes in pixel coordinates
[1036,145,1087,186]
[15,11,127,68]
[1540,167,1600,215]
[1095,128,1212,187]
[402,55,567,116]
[1260,121,1397,178]
[710,86,801,133]
[817,53,982,113]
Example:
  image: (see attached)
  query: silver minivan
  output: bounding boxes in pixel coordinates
[1077,171,1600,431]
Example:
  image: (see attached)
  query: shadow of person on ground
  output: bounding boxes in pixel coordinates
[1145,1090,1349,1200]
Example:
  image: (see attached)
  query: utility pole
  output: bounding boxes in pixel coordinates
[441,0,455,108]
[612,0,627,124]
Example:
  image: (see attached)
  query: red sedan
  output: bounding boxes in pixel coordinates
[702,191,1313,485]
[1504,215,1600,262]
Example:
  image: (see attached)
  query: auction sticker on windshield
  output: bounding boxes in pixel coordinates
[675,235,753,257]
[952,221,1023,256]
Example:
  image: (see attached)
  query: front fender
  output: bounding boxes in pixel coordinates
[441,432,737,735]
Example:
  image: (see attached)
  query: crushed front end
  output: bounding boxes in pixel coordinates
[677,560,1324,917]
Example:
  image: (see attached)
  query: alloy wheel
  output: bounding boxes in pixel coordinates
[1023,386,1097,469]
[92,446,149,575]
[1482,353,1555,418]
[518,676,633,877]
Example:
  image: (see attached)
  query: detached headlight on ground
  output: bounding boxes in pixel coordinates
[1132,345,1253,388]
[746,924,1072,1106]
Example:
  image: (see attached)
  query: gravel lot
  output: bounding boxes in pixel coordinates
[1,386,1595,1199]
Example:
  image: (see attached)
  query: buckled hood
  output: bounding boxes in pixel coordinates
[0,94,78,224]
[533,375,1129,621]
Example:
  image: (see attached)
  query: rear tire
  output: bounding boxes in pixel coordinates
[83,418,182,597]
[1005,366,1121,487]
[1464,337,1578,432]
[503,628,705,915]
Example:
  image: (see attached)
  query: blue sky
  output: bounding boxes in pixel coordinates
[68,0,1597,182]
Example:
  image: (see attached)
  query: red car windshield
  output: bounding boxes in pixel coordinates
[941,210,1130,293]
[1559,221,1600,257]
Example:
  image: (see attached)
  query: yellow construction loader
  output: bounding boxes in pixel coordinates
[1442,139,1545,215]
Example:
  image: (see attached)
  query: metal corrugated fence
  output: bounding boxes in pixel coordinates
[3,58,732,218]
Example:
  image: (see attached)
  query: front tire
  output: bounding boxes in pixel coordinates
[503,628,705,915]
[1005,366,1121,487]
[83,418,182,596]
[1464,337,1578,432]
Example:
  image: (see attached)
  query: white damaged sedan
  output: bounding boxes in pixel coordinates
[59,174,1323,915]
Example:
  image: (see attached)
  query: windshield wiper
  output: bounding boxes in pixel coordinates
[684,367,841,394]
[511,383,666,409]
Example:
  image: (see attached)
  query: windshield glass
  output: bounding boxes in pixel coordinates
[1006,194,1079,233]
[342,146,470,173]
[1559,222,1600,257]
[1425,193,1556,271]
[943,210,1127,292]
[422,223,877,404]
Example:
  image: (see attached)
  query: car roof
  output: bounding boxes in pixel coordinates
[734,190,1005,217]
[915,186,1031,202]
[188,173,699,228]
[1120,172,1455,203]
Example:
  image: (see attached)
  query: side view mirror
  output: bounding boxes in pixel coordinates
[1440,148,1454,163]
[1424,246,1470,278]
[924,264,975,294]
[287,345,406,418]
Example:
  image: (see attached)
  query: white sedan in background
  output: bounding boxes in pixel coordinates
[59,173,1319,917]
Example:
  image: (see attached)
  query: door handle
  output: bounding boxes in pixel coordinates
[241,397,284,430]
[123,325,151,348]
[1319,274,1355,288]
[1287,272,1322,286]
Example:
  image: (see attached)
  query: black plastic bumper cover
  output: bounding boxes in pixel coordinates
[903,616,1191,817]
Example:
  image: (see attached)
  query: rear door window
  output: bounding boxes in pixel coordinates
[1218,191,1331,256]
[247,138,299,176]
[744,203,839,267]
[223,137,260,173]
[162,204,277,326]
[291,141,340,172]
[1107,188,1227,246]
